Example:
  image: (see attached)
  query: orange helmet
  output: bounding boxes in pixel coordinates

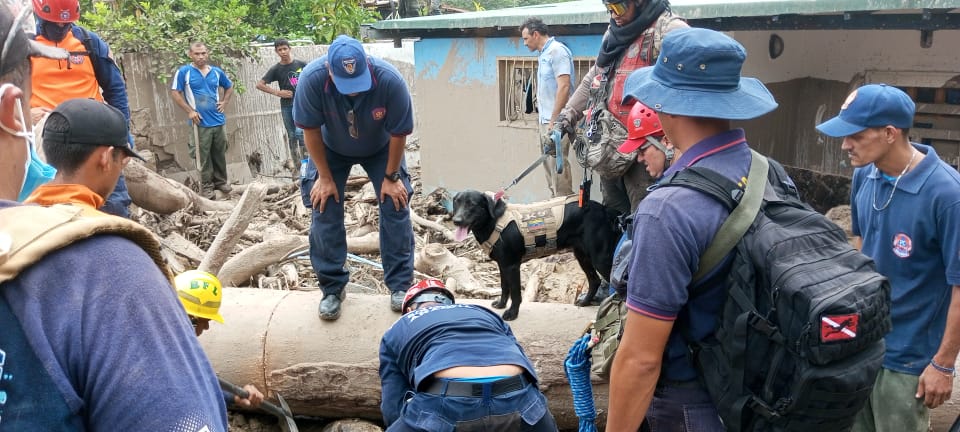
[403,278,455,313]
[618,102,665,154]
[33,0,79,23]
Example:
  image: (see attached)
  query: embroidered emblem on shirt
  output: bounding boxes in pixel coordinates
[892,233,912,258]
[342,58,357,75]
[69,54,85,65]
[372,107,386,120]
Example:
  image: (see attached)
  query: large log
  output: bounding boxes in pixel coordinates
[200,289,608,430]
[124,160,233,214]
[199,182,267,276]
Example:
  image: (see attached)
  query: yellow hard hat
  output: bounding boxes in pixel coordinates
[174,270,225,323]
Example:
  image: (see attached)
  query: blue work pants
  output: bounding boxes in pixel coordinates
[387,383,557,431]
[300,147,414,296]
[645,383,724,432]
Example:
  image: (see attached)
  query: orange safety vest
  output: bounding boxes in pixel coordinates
[30,32,103,110]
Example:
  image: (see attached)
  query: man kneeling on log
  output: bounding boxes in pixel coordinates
[378,278,558,431]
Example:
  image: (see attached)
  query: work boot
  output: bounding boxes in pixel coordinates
[318,294,342,320]
[215,183,233,193]
[390,290,406,312]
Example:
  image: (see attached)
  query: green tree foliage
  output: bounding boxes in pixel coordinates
[80,0,261,89]
[77,0,379,88]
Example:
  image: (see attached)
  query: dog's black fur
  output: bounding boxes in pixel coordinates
[451,190,620,320]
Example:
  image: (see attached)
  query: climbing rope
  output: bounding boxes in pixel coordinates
[564,334,597,432]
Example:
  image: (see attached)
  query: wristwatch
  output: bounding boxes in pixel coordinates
[385,171,402,182]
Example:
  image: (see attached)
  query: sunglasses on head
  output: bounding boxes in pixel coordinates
[604,0,629,16]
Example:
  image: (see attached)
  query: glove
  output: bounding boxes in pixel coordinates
[541,132,557,156]
[555,114,577,138]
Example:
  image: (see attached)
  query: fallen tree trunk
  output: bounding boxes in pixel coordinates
[410,210,456,242]
[199,182,267,276]
[124,160,233,214]
[200,289,607,430]
[218,235,307,286]
[347,232,380,255]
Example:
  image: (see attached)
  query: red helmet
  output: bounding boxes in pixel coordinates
[33,0,79,23]
[402,278,456,313]
[618,102,664,154]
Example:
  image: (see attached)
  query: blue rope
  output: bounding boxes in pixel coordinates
[564,334,597,432]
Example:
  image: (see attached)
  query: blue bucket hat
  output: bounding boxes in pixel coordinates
[622,27,777,120]
[815,84,915,137]
[327,35,372,94]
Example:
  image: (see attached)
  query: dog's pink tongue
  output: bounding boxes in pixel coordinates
[454,226,470,242]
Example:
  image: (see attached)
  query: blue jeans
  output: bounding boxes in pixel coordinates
[100,174,131,218]
[387,384,557,431]
[645,383,724,432]
[280,104,304,160]
[299,147,414,296]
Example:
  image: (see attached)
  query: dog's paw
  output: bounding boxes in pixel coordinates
[502,308,518,321]
[491,299,507,309]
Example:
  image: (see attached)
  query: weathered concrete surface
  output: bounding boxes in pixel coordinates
[200,289,607,430]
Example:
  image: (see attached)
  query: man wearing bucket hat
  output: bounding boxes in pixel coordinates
[606,27,780,431]
[816,84,960,432]
[294,35,415,320]
[555,0,687,216]
[24,98,145,216]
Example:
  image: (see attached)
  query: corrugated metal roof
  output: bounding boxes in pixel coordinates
[370,0,960,30]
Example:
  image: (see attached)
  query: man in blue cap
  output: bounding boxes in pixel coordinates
[607,27,780,431]
[293,35,414,320]
[817,84,960,432]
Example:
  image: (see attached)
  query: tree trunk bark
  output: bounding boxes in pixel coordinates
[200,289,607,430]
[124,160,233,214]
[199,182,267,276]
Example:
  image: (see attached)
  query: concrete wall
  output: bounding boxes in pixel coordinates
[415,28,960,199]
[121,41,416,184]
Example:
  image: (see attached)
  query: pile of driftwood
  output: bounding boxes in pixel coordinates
[123,157,516,300]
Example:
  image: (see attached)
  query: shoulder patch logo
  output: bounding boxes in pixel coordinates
[892,232,912,258]
[372,107,386,120]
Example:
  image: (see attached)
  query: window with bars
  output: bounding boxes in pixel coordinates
[497,56,595,125]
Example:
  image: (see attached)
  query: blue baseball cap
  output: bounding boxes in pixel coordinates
[816,84,915,137]
[622,28,777,120]
[327,35,372,94]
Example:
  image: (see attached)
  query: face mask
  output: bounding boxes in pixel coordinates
[40,20,71,43]
[0,83,56,201]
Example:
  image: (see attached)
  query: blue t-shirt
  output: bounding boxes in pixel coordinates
[850,143,960,375]
[0,206,228,430]
[292,55,413,158]
[537,37,574,125]
[171,64,233,128]
[378,304,538,426]
[626,129,754,382]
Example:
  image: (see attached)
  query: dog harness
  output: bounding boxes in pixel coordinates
[481,195,578,260]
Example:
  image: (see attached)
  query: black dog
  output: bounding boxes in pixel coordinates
[451,190,620,320]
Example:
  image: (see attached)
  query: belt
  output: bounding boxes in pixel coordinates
[422,374,530,397]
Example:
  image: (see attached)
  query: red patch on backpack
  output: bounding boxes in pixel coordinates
[820,313,859,342]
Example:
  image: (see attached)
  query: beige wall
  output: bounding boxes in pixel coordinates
[121,41,416,184]
[417,28,960,199]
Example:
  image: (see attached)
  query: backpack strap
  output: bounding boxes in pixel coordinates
[657,150,769,287]
[0,204,173,286]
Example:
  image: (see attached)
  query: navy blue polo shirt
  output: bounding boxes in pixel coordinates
[626,128,753,382]
[851,143,960,375]
[293,55,413,158]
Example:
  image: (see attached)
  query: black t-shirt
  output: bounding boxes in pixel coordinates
[261,59,307,106]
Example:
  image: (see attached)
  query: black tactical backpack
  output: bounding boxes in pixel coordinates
[657,151,892,432]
